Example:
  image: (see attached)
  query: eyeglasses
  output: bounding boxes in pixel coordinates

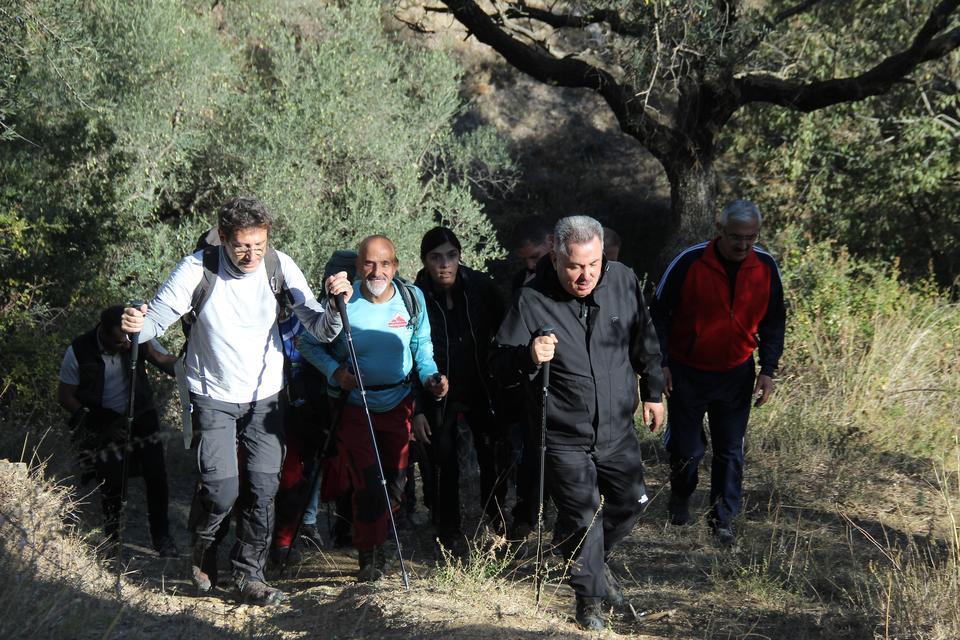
[723,231,759,244]
[227,240,267,257]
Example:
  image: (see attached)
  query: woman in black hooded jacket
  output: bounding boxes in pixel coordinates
[413,227,509,551]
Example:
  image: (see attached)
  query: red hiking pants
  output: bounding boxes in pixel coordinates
[339,397,412,551]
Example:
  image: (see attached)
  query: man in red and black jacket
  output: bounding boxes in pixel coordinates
[651,200,785,545]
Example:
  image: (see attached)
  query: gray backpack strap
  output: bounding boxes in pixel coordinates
[393,277,421,330]
[183,245,220,340]
[264,246,292,310]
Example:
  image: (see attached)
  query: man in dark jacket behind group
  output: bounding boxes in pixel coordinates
[492,215,665,630]
[413,227,509,552]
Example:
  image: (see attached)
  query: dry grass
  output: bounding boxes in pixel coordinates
[0,458,123,638]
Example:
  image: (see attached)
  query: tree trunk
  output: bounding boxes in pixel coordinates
[662,155,717,266]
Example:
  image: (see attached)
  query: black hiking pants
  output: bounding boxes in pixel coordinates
[93,410,170,545]
[546,430,647,599]
[427,399,510,536]
[663,359,754,528]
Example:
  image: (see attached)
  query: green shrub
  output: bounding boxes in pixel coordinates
[0,0,514,418]
[751,229,960,465]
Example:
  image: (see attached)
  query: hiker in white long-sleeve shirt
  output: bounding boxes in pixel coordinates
[122,196,351,605]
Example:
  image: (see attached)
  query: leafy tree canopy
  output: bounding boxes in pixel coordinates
[0,0,515,410]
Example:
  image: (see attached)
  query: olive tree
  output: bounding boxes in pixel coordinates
[434,0,959,254]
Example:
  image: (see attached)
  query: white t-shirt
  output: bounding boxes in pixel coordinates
[59,338,167,414]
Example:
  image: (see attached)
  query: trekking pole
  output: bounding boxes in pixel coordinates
[534,325,554,608]
[278,418,339,577]
[116,299,143,598]
[335,294,411,590]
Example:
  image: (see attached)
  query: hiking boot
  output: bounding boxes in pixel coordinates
[236,579,285,606]
[436,531,469,560]
[357,546,385,582]
[507,519,533,542]
[712,524,736,546]
[190,543,218,593]
[153,536,179,558]
[299,523,326,550]
[668,493,692,526]
[575,595,605,631]
[270,545,302,567]
[601,562,626,609]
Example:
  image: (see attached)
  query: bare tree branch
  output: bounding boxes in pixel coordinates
[736,0,960,111]
[773,0,828,24]
[922,25,960,61]
[503,3,647,39]
[437,0,676,155]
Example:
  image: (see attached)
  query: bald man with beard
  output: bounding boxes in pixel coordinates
[299,235,448,581]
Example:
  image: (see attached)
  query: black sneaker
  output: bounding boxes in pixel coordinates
[668,493,692,526]
[601,562,626,609]
[190,543,218,593]
[236,579,285,606]
[712,524,736,546]
[357,546,385,582]
[299,523,326,550]
[575,596,605,631]
[153,536,179,558]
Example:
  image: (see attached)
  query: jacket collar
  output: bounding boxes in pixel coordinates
[702,237,761,274]
[533,253,610,302]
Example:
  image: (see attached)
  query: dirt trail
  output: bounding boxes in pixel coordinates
[92,424,943,640]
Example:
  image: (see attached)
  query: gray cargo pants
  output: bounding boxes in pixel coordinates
[187,392,285,586]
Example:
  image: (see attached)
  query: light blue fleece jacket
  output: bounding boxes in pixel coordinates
[299,283,438,412]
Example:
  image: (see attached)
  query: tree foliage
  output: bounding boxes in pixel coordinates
[722,2,959,284]
[0,0,515,413]
[433,0,959,267]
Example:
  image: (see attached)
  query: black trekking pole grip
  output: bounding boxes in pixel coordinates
[537,325,555,390]
[127,299,145,362]
[334,293,351,333]
[125,299,144,428]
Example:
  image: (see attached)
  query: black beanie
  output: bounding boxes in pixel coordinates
[419,227,462,261]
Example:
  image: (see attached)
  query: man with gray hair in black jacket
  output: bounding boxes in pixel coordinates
[492,215,665,630]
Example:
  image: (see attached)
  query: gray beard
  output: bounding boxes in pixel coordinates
[366,278,389,297]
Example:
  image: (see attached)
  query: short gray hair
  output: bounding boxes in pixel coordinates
[719,200,762,227]
[554,215,604,258]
